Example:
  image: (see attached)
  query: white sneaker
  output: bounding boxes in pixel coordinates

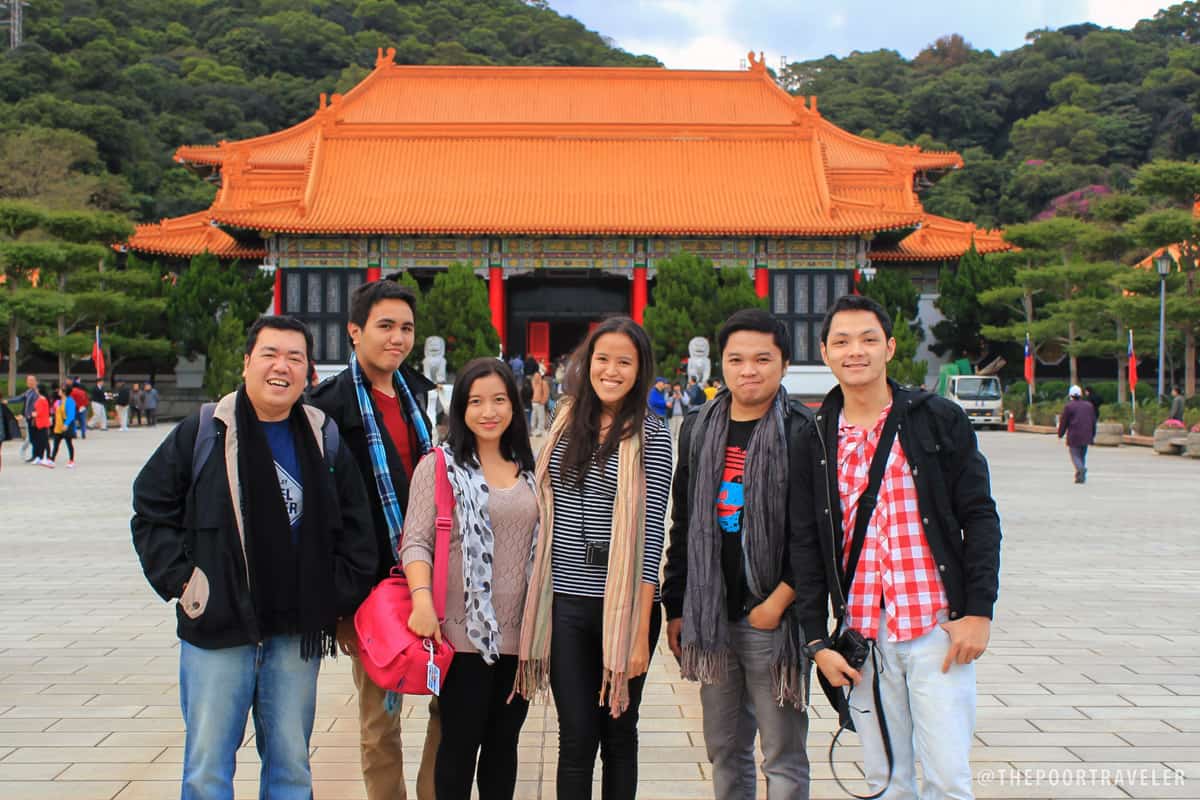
[41,460,55,469]
[67,461,76,469]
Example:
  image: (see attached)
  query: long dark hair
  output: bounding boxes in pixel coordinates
[559,316,654,486]
[445,358,535,472]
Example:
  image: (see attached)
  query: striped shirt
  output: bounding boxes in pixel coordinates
[549,415,674,596]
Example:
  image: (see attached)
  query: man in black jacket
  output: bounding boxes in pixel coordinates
[308,279,437,800]
[791,295,1001,799]
[132,315,375,800]
[663,308,814,799]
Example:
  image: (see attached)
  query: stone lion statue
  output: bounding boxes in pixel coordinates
[423,336,447,384]
[687,337,711,385]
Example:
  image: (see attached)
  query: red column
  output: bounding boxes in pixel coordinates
[488,266,506,350]
[754,267,769,299]
[366,266,381,283]
[632,266,648,324]
[273,268,282,314]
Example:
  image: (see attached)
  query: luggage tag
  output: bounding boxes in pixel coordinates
[425,639,441,696]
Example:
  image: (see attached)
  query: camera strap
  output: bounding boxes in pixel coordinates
[828,401,901,800]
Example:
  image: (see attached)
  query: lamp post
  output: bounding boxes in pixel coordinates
[1155,253,1173,401]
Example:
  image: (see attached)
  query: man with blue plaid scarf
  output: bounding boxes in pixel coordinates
[310,279,438,800]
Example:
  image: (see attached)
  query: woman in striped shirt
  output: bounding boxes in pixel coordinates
[515,316,673,800]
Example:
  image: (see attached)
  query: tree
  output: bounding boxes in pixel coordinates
[862,269,927,386]
[166,252,273,359]
[642,253,766,378]
[931,245,1014,360]
[420,262,500,373]
[204,312,246,398]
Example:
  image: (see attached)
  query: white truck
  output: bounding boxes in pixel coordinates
[944,375,1004,428]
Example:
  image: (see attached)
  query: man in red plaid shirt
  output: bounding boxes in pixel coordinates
[790,295,1002,799]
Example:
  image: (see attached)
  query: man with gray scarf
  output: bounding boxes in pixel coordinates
[663,308,814,800]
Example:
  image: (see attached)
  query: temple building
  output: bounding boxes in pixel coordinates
[126,48,1010,376]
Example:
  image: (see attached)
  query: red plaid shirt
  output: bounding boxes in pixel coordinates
[838,404,946,643]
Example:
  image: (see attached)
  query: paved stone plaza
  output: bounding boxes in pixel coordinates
[1,424,1197,799]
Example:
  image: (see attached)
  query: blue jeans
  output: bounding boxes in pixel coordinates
[74,409,87,438]
[180,636,320,800]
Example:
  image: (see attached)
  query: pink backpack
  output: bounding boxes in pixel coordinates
[354,449,456,695]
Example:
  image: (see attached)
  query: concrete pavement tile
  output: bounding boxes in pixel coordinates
[0,764,69,780]
[0,781,126,799]
[1070,747,1200,762]
[1033,718,1176,732]
[0,732,106,747]
[47,718,184,733]
[5,746,165,763]
[0,718,54,732]
[57,763,181,781]
[97,732,186,748]
[2,705,146,718]
[977,731,1127,747]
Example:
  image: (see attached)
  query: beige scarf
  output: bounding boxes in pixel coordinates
[513,400,647,717]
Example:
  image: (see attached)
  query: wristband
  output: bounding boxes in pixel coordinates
[411,586,431,595]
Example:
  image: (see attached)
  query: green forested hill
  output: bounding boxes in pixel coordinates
[0,0,657,221]
[2,1,1198,230]
[780,3,1200,227]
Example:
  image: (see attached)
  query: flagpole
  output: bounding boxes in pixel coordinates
[1129,329,1136,433]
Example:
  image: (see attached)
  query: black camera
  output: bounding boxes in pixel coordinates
[584,540,610,567]
[834,627,871,671]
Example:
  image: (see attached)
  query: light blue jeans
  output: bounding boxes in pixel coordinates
[180,636,320,800]
[700,618,810,800]
[849,609,976,800]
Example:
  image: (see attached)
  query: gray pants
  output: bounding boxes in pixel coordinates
[700,618,810,800]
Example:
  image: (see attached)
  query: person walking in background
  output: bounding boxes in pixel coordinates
[90,379,109,431]
[1170,386,1185,422]
[131,315,376,800]
[1083,385,1102,419]
[530,366,549,435]
[686,376,706,408]
[144,382,160,426]
[648,376,669,421]
[70,379,89,439]
[10,374,38,462]
[31,384,51,466]
[1058,385,1097,484]
[513,317,673,800]
[666,381,688,441]
[115,381,131,431]
[131,383,144,426]
[0,393,21,473]
[309,279,440,800]
[401,359,539,800]
[49,384,77,468]
[704,379,719,402]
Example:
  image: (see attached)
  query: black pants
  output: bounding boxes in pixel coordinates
[147,408,157,426]
[436,652,530,800]
[132,407,142,425]
[550,593,662,800]
[51,432,74,461]
[31,427,49,460]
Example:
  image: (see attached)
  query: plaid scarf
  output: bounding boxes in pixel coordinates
[349,354,432,556]
[514,400,647,717]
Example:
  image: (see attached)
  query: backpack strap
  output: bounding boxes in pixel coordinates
[321,416,341,471]
[191,403,218,482]
[430,448,453,623]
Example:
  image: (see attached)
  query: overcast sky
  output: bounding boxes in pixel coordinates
[548,1,1172,69]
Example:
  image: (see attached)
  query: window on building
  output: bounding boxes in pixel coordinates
[279,268,365,362]
[769,270,853,365]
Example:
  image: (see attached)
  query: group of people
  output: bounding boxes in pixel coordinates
[130,279,1002,800]
[1,377,160,471]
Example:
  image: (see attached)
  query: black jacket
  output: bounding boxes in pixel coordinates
[789,381,1002,642]
[662,392,814,621]
[130,393,376,650]
[308,364,434,583]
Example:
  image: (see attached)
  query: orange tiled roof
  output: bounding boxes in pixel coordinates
[869,215,1012,261]
[124,211,267,260]
[154,50,968,242]
[1133,198,1199,270]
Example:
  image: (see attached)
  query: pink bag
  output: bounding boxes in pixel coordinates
[355,449,456,695]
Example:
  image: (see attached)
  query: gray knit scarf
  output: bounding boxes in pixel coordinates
[680,389,807,709]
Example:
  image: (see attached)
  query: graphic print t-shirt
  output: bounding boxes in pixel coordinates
[717,419,757,620]
[263,420,303,537]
